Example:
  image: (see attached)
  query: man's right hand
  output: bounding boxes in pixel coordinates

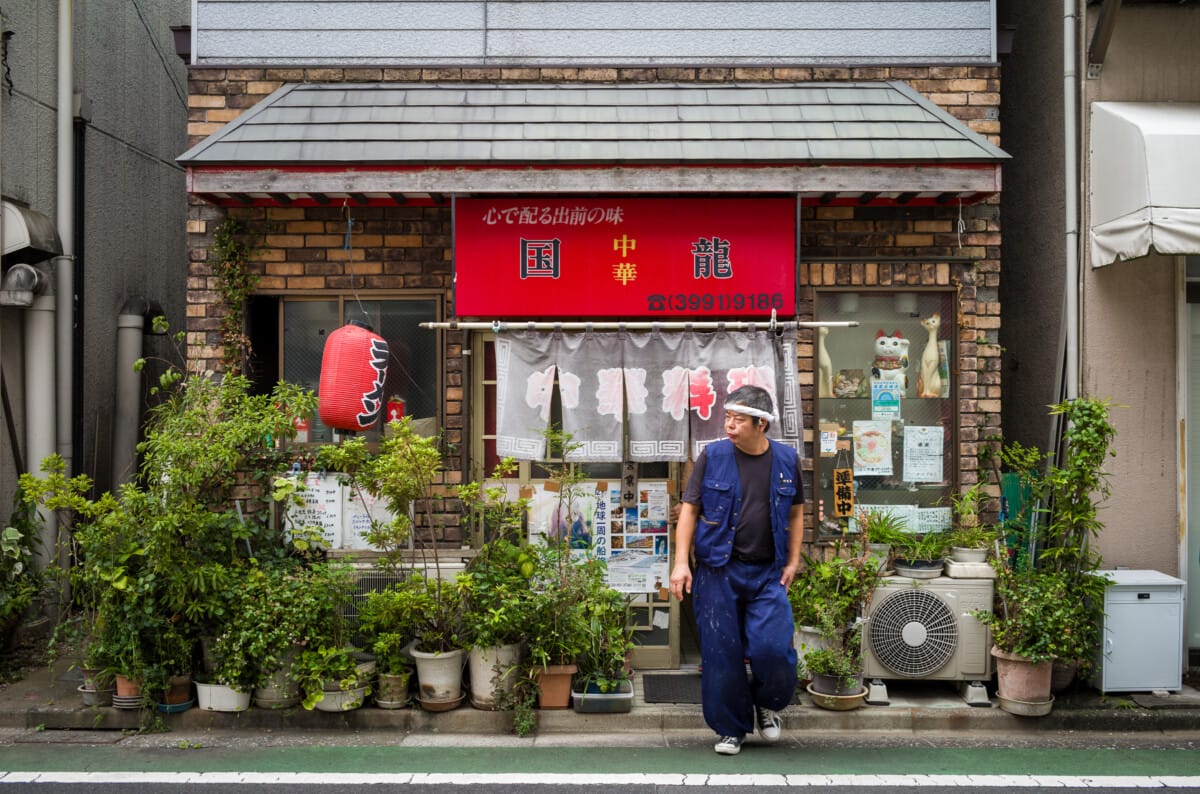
[669,563,692,601]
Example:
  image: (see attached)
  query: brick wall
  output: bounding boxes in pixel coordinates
[184,64,1002,546]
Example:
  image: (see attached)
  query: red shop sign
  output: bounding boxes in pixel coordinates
[454,198,796,318]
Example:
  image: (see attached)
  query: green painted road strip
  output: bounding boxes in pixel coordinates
[1,772,1200,787]
[0,745,1199,778]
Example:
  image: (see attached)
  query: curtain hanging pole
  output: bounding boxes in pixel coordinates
[421,320,859,331]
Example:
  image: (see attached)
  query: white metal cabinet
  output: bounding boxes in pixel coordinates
[1092,570,1186,693]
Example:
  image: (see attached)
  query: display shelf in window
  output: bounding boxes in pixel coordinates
[814,290,957,539]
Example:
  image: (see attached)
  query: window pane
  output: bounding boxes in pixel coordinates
[813,290,955,539]
[283,300,339,443]
[356,300,439,423]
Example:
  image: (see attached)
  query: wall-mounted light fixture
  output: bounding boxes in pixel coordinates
[894,293,918,316]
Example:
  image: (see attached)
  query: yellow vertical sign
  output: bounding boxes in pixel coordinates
[832,468,855,518]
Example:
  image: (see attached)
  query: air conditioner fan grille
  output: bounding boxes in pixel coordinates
[868,588,958,677]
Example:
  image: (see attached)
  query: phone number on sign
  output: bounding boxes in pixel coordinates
[647,292,786,312]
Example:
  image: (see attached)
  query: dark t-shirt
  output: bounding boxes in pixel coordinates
[682,443,805,561]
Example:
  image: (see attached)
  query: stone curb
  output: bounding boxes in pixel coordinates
[7,667,1199,736]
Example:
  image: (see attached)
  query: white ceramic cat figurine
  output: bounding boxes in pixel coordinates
[870,330,910,392]
[817,326,834,398]
[917,313,943,398]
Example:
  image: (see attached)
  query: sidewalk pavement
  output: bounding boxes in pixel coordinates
[2,665,1198,739]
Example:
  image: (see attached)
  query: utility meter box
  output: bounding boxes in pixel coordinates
[1091,569,1185,693]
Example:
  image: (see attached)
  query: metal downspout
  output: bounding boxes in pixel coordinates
[25,297,57,571]
[54,0,75,477]
[1064,0,1081,401]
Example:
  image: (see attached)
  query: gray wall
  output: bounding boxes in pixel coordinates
[1079,5,1200,577]
[996,0,1066,456]
[193,0,996,66]
[0,0,189,514]
[1000,0,1200,576]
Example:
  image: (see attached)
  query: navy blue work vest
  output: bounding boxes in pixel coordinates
[694,438,799,568]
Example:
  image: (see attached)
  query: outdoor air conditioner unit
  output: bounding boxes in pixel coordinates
[862,576,995,706]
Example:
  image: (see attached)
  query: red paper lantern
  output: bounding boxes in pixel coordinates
[318,323,390,431]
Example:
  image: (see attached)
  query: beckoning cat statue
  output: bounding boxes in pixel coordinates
[870,330,910,392]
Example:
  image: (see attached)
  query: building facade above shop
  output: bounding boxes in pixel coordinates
[190,0,997,67]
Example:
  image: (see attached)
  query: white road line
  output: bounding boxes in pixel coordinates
[0,771,1198,787]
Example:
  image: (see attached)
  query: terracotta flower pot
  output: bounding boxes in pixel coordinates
[164,674,193,705]
[534,663,577,709]
[114,675,141,697]
[991,645,1053,707]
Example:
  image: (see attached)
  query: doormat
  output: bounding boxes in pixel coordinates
[642,673,804,705]
[642,673,702,703]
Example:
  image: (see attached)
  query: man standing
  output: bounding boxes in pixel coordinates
[669,385,804,756]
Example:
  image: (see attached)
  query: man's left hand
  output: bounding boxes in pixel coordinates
[780,563,799,589]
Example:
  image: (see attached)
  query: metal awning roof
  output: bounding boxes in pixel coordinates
[1090,101,1200,267]
[179,81,1008,207]
[1,200,62,265]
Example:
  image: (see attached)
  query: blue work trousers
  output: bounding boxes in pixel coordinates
[693,558,798,738]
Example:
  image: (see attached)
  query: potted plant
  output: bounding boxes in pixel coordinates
[863,508,951,578]
[946,483,998,562]
[788,535,882,680]
[522,542,595,710]
[973,397,1117,714]
[203,621,260,712]
[0,497,43,650]
[221,562,354,709]
[147,623,196,710]
[456,537,535,710]
[371,632,414,708]
[359,573,466,709]
[571,570,635,713]
[456,458,533,708]
[318,417,467,709]
[946,524,999,563]
[19,332,318,713]
[803,620,865,696]
[803,608,869,711]
[293,644,372,711]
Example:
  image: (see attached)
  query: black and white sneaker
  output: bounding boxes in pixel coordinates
[714,735,743,755]
[756,706,782,742]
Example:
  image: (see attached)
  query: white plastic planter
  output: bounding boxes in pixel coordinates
[411,646,466,708]
[195,682,252,712]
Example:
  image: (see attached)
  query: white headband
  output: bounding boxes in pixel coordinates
[724,403,775,422]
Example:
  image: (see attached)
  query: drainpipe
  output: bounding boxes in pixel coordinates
[25,296,57,571]
[54,0,75,478]
[112,299,148,487]
[1064,0,1080,400]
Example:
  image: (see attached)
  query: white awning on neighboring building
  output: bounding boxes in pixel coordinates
[1090,101,1200,267]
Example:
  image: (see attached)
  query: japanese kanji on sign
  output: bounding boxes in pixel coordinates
[454,198,797,318]
[832,467,855,518]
